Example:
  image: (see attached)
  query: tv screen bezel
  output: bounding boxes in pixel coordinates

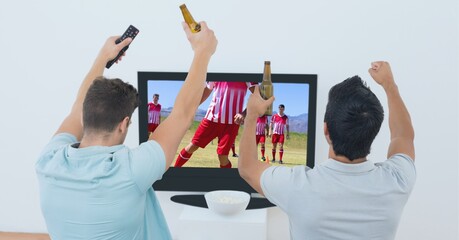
[138,71,317,193]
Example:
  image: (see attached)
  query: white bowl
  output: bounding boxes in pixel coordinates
[205,190,250,215]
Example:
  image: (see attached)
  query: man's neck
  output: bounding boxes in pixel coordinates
[331,156,367,164]
[328,148,366,164]
[79,132,121,148]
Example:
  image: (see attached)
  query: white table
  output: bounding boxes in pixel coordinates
[177,205,268,240]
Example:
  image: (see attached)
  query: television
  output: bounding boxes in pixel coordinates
[138,71,317,208]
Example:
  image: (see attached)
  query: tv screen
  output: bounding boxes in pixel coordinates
[138,71,317,195]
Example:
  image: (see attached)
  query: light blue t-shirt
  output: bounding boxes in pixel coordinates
[261,154,416,240]
[36,133,171,240]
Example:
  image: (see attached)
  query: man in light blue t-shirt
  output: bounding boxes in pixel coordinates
[36,22,217,240]
[239,62,415,240]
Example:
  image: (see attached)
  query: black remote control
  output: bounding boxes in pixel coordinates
[105,25,139,69]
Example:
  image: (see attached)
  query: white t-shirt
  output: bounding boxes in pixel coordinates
[204,82,257,124]
[261,154,416,240]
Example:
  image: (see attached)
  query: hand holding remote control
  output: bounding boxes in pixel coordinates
[106,25,139,69]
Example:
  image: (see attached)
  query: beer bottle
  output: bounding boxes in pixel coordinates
[179,4,201,33]
[260,61,273,115]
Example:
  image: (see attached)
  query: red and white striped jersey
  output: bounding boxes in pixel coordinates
[148,103,161,124]
[204,82,257,124]
[271,113,289,135]
[256,116,268,135]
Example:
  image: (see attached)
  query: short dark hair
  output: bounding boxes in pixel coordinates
[324,76,384,160]
[83,77,139,133]
[279,104,285,108]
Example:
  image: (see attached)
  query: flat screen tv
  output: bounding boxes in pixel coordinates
[138,71,317,207]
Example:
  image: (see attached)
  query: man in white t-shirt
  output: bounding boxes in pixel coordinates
[269,104,289,164]
[239,61,415,240]
[256,115,269,161]
[174,81,257,168]
[147,93,161,134]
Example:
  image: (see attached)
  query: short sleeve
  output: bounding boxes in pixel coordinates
[129,140,166,192]
[37,133,77,164]
[379,153,416,192]
[260,166,295,211]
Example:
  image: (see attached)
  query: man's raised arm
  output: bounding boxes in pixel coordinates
[151,22,218,171]
[368,61,415,160]
[54,37,132,140]
[238,86,274,194]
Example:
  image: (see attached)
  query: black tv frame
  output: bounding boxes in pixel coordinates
[138,71,317,195]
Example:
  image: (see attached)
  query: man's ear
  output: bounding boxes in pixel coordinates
[119,116,130,133]
[324,122,332,144]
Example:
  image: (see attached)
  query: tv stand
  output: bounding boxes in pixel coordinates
[178,203,268,240]
[170,194,275,209]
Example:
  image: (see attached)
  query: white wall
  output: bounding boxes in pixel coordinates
[1,0,457,239]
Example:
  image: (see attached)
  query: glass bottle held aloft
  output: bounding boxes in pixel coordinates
[259,61,273,116]
[180,4,201,33]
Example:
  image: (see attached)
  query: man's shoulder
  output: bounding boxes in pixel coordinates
[38,133,77,158]
[133,140,166,162]
[262,165,312,180]
[377,154,415,169]
[374,154,416,191]
[36,133,77,173]
[219,81,252,89]
[260,165,312,207]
